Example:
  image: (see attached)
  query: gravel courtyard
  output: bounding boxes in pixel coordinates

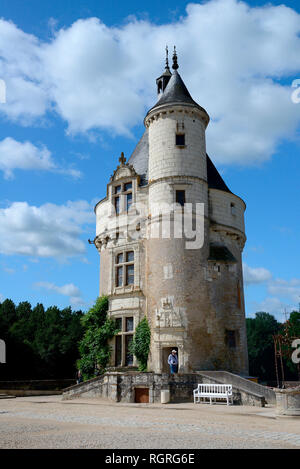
[0,395,299,449]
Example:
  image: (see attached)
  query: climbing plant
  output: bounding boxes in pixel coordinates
[130,317,151,371]
[77,296,119,380]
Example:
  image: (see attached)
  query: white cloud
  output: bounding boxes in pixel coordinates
[0,200,94,260]
[0,137,81,179]
[1,1,300,164]
[268,278,300,303]
[248,296,289,320]
[35,281,85,306]
[243,263,272,285]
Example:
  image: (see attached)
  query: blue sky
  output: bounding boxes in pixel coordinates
[0,0,299,320]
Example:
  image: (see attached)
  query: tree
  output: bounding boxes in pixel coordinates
[130,317,151,371]
[246,312,280,382]
[280,311,300,380]
[0,298,84,380]
[77,296,119,380]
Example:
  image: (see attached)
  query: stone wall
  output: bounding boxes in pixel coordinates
[63,371,267,407]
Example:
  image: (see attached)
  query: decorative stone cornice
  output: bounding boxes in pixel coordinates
[144,104,209,129]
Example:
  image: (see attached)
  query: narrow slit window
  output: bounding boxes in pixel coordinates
[176,190,185,207]
[225,330,237,348]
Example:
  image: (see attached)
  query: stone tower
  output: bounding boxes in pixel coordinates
[94,49,249,375]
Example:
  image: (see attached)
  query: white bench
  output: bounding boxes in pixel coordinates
[193,383,233,405]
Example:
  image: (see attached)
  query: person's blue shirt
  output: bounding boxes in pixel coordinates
[168,353,178,365]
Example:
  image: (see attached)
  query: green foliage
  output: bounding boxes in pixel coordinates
[281,311,300,379]
[129,317,151,371]
[246,312,280,381]
[0,298,84,379]
[77,296,119,380]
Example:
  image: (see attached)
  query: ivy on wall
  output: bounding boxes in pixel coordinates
[130,317,151,371]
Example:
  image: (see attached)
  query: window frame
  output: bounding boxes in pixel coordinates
[112,179,134,215]
[115,250,135,288]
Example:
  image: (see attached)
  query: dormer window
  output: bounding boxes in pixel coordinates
[176,134,185,146]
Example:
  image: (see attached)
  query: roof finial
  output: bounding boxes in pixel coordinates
[119,152,126,165]
[165,45,170,71]
[172,46,179,71]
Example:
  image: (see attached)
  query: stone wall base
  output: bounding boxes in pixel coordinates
[63,371,271,407]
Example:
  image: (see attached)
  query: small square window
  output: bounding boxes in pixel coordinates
[115,185,121,194]
[176,134,185,146]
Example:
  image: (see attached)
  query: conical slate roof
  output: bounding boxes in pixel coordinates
[147,70,208,116]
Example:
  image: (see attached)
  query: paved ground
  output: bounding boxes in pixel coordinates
[0,395,299,449]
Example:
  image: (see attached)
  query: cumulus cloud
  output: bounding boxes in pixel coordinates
[268,278,300,303]
[243,263,272,285]
[0,137,81,179]
[1,0,300,164]
[244,264,300,315]
[248,296,289,319]
[35,281,85,306]
[0,200,94,260]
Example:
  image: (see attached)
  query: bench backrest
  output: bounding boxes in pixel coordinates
[197,384,232,394]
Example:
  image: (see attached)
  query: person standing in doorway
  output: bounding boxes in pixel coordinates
[168,350,178,374]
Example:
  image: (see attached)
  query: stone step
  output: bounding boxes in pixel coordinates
[0,393,16,399]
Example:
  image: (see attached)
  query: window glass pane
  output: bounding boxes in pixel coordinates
[115,318,122,331]
[115,335,122,366]
[126,193,132,211]
[126,317,134,332]
[176,190,185,207]
[126,251,134,262]
[126,264,134,285]
[125,335,133,366]
[176,134,185,146]
[116,253,123,264]
[115,185,121,194]
[116,266,123,287]
[115,196,120,215]
[124,182,132,192]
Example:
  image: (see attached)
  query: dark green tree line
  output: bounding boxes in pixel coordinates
[246,311,300,383]
[0,298,84,380]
